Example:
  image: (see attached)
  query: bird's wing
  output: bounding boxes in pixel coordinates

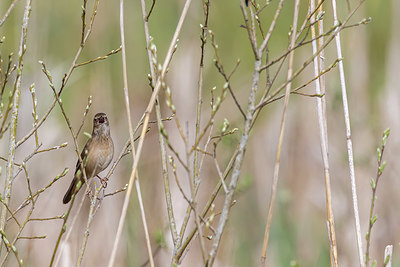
[74,138,92,174]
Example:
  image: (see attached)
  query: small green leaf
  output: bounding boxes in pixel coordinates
[370,178,376,189]
[221,118,230,133]
[382,128,390,146]
[83,132,91,139]
[379,161,387,174]
[384,254,391,265]
[316,11,325,20]
[372,259,377,267]
[371,214,378,225]
[383,128,390,138]
[377,147,381,161]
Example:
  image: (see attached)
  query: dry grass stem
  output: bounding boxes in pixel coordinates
[259,0,300,265]
[331,0,366,266]
[310,0,338,265]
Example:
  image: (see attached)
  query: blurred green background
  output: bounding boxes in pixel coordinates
[0,0,399,266]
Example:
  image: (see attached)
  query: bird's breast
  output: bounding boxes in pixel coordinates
[85,137,114,178]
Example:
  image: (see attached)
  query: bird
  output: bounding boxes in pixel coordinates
[63,112,114,204]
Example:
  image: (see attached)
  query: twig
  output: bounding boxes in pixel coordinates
[0,230,22,266]
[80,0,87,45]
[76,96,92,136]
[74,46,122,68]
[0,53,16,105]
[53,181,86,267]
[240,0,258,57]
[145,0,156,20]
[1,166,37,266]
[40,61,91,198]
[49,172,79,267]
[43,1,104,256]
[15,0,101,149]
[258,0,285,56]
[0,0,21,27]
[256,1,365,112]
[174,147,238,262]
[77,183,104,266]
[103,185,127,197]
[365,128,390,267]
[209,32,246,119]
[10,168,68,219]
[17,235,46,240]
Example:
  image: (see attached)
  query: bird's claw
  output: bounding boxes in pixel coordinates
[86,187,93,198]
[98,176,108,188]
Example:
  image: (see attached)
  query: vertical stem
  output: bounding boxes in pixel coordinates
[189,0,211,263]
[107,1,155,266]
[108,0,193,265]
[331,0,364,266]
[76,190,98,266]
[310,0,338,266]
[134,178,154,267]
[139,0,179,253]
[259,0,300,265]
[0,0,32,254]
[207,57,261,267]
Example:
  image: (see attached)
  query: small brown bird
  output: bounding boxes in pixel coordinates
[63,113,114,204]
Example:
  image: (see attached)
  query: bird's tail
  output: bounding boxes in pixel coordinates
[63,176,79,204]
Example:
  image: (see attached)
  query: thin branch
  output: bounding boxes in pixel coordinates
[15,0,101,149]
[258,0,285,57]
[174,146,238,262]
[77,183,105,266]
[0,0,21,27]
[365,129,390,267]
[210,34,246,119]
[0,230,22,266]
[74,46,122,68]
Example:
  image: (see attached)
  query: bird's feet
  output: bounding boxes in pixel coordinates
[86,187,93,198]
[97,176,108,188]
